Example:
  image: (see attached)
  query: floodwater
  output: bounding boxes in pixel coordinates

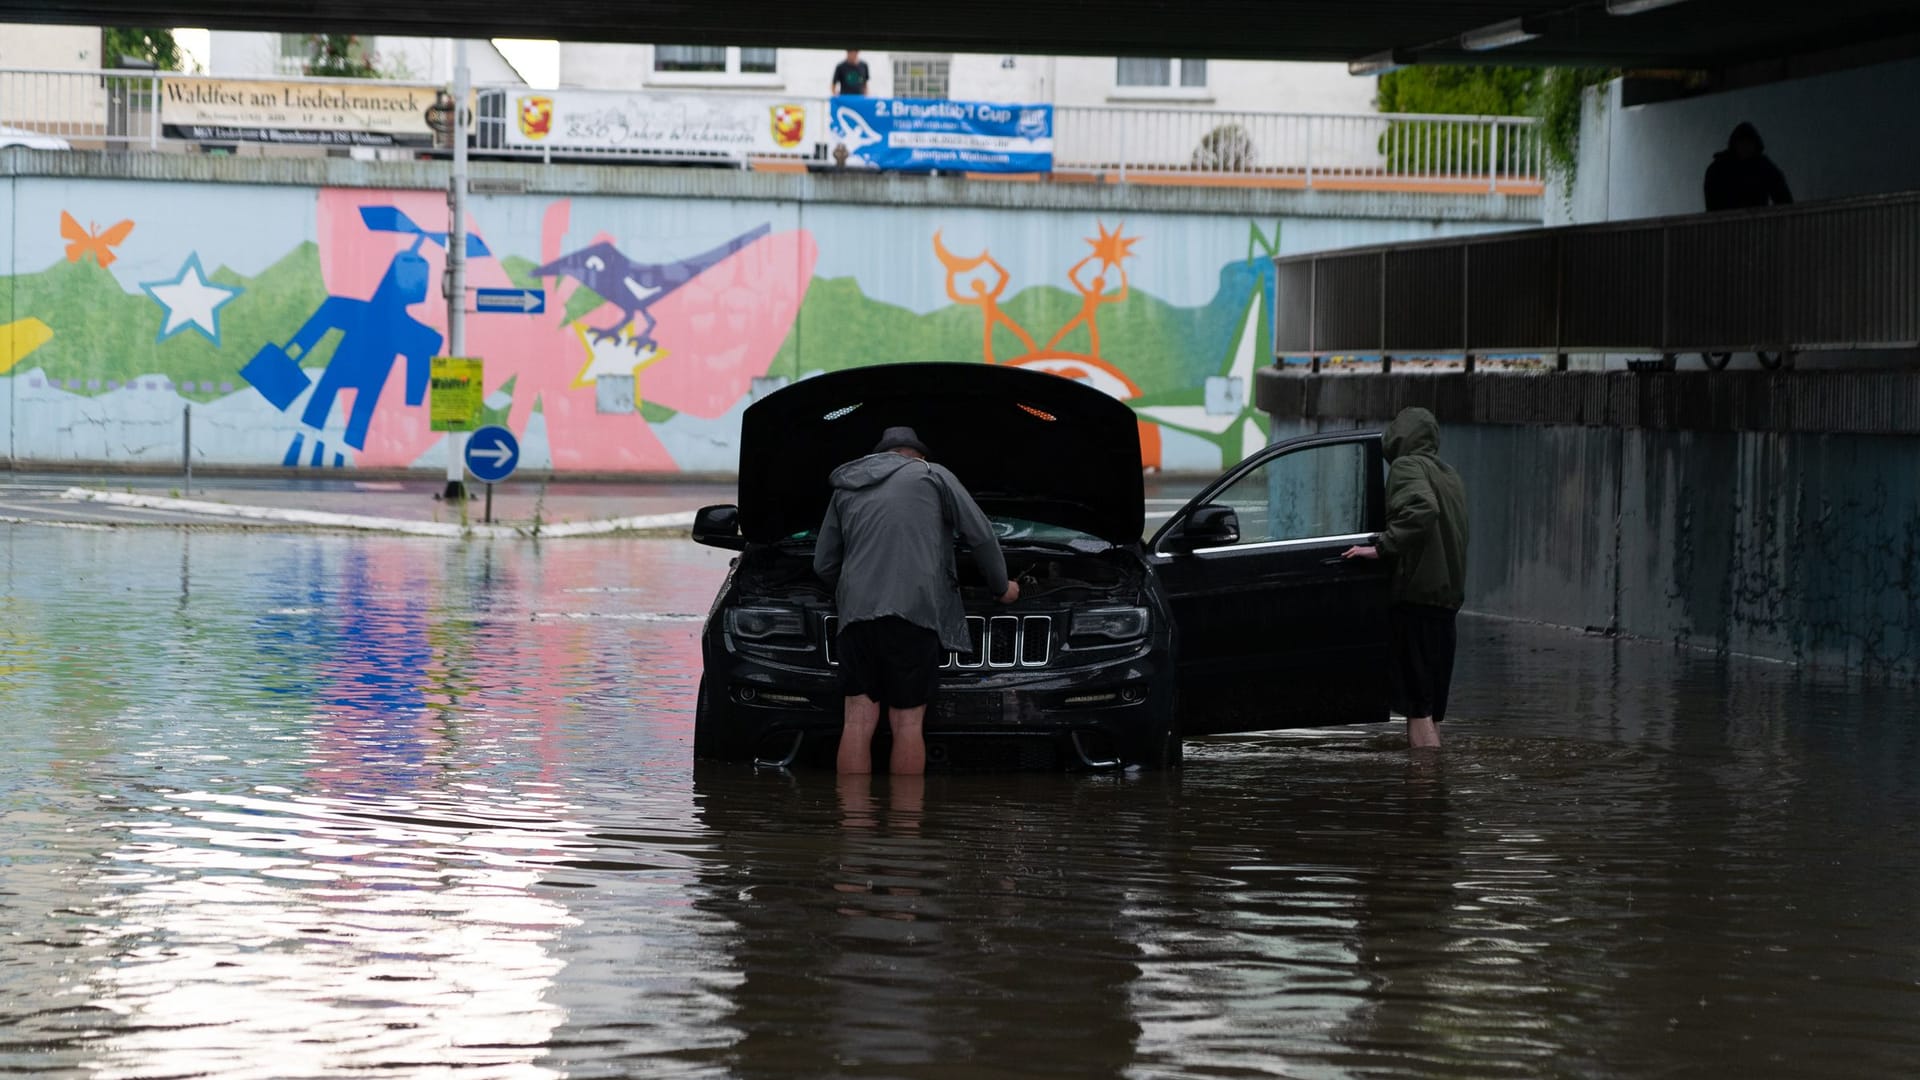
[3,527,1919,1080]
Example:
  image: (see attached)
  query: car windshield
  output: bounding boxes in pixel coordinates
[988,516,1109,549]
[778,515,1109,551]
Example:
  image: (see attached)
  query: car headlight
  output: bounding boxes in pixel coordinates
[1069,606,1150,642]
[728,606,809,644]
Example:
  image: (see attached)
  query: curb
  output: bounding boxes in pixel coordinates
[58,488,697,539]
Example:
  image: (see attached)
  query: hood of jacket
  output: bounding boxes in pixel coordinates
[1384,407,1441,463]
[829,452,919,491]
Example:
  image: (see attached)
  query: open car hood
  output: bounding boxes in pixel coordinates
[738,363,1145,546]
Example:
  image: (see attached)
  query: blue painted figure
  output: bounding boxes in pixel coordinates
[241,207,490,467]
[531,223,769,352]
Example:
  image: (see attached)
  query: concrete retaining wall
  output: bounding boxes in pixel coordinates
[1262,370,1920,676]
[0,149,1535,476]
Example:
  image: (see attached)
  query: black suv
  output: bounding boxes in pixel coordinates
[692,363,1394,770]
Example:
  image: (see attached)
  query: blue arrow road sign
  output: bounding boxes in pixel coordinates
[475,288,546,315]
[464,425,520,483]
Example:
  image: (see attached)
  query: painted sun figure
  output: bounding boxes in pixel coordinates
[1087,221,1139,274]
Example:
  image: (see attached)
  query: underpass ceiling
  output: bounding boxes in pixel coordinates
[5,0,1917,69]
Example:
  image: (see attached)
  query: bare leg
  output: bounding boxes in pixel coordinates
[888,705,928,776]
[1408,716,1442,750]
[838,695,882,774]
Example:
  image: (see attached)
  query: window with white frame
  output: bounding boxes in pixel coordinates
[652,45,779,78]
[278,33,311,76]
[1115,57,1208,88]
[892,54,951,99]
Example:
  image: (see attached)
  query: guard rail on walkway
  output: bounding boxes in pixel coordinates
[1,66,1542,192]
[1272,191,1920,370]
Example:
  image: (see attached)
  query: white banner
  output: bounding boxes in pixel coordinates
[161,78,441,146]
[503,90,814,157]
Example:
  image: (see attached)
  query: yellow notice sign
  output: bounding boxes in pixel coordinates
[430,356,484,432]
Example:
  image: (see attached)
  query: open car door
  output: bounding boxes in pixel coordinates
[1148,430,1391,735]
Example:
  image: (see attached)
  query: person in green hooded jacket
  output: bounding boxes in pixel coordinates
[1343,407,1468,749]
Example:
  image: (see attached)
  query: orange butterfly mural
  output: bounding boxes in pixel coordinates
[60,211,135,268]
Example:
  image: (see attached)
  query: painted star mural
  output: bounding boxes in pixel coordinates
[141,253,243,345]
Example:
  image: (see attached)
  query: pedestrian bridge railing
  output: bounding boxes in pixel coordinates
[1,66,1542,193]
[1272,191,1920,369]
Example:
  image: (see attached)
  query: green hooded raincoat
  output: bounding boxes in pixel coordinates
[1375,408,1469,610]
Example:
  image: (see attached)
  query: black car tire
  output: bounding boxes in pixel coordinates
[692,676,722,760]
[1128,706,1183,770]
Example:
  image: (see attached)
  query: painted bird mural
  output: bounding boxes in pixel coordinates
[533,223,772,352]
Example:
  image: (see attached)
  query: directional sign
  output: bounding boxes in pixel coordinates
[464,424,520,483]
[475,287,546,315]
[429,356,484,432]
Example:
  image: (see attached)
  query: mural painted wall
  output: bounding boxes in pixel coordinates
[0,176,1496,473]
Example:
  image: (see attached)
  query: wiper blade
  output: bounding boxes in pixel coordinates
[986,537,1111,554]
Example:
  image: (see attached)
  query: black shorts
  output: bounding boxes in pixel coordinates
[1389,604,1458,723]
[838,616,943,709]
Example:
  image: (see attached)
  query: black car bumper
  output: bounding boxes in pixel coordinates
[697,642,1177,771]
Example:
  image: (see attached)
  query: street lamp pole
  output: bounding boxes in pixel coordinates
[443,38,470,500]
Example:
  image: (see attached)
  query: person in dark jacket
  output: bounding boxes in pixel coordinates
[815,427,1019,774]
[1704,122,1793,212]
[1342,408,1469,749]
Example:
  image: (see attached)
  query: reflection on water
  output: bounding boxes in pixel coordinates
[2,526,1919,1078]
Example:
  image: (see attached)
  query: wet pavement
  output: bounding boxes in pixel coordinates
[3,524,1919,1079]
[0,472,1205,535]
[0,472,732,532]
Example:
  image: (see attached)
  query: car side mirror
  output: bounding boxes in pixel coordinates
[692,504,746,550]
[1165,504,1240,554]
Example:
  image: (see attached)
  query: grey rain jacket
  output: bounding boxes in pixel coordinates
[813,452,1010,653]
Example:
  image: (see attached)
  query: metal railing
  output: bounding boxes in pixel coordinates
[1,66,1544,190]
[1053,108,1542,190]
[0,68,164,148]
[1271,191,1920,369]
[0,67,449,151]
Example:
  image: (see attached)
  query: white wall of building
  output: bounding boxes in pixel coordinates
[556,43,1375,113]
[0,23,99,69]
[1051,56,1376,113]
[206,31,522,83]
[561,45,891,96]
[1554,55,1920,225]
[205,31,282,77]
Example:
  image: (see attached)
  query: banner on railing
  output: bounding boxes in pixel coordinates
[828,97,1052,173]
[159,78,443,146]
[493,89,813,157]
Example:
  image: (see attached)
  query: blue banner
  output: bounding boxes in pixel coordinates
[828,97,1053,174]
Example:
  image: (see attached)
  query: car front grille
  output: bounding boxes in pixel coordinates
[822,614,1053,670]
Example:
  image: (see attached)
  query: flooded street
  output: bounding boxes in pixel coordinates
[3,526,1919,1079]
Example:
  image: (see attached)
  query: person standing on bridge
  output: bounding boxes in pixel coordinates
[815,427,1019,775]
[1343,407,1469,750]
[832,50,872,96]
[1704,122,1793,212]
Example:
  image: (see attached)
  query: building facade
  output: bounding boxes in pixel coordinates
[556,43,1377,114]
[202,31,526,84]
